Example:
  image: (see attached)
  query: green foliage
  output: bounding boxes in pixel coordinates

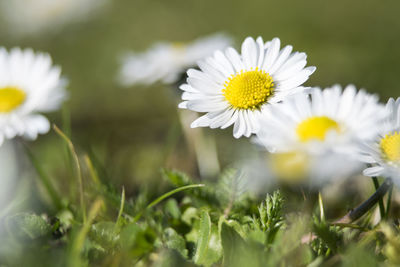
[252,191,285,245]
[2,159,399,266]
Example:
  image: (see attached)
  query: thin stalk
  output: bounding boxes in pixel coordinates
[54,125,86,224]
[336,178,393,224]
[372,176,385,220]
[385,185,394,220]
[68,198,103,267]
[318,192,325,221]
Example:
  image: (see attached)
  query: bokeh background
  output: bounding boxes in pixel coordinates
[1,0,400,208]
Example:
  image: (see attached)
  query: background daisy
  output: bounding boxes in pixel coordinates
[0,48,68,145]
[119,33,232,86]
[255,84,386,154]
[241,149,363,191]
[179,36,316,138]
[359,98,400,182]
[0,0,108,36]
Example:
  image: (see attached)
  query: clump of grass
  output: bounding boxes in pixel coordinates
[0,127,397,267]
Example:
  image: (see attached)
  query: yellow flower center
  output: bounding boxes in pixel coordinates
[0,86,26,113]
[380,132,400,163]
[222,69,274,110]
[296,116,340,142]
[269,151,309,183]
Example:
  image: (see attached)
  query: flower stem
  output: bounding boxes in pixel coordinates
[385,184,393,220]
[371,176,385,220]
[336,178,393,224]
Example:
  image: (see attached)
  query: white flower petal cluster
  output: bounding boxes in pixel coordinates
[359,98,400,182]
[179,36,316,138]
[255,84,387,154]
[119,33,233,86]
[0,48,68,145]
[0,0,107,36]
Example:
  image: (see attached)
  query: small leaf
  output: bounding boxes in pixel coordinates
[221,223,265,267]
[165,199,181,219]
[216,168,247,209]
[162,169,191,187]
[90,221,120,249]
[119,223,156,258]
[7,213,52,239]
[164,227,188,258]
[194,210,212,265]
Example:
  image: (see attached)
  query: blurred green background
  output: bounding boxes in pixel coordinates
[1,0,400,193]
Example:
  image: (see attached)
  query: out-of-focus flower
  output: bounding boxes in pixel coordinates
[242,149,363,192]
[359,98,400,181]
[0,47,68,145]
[119,33,233,86]
[0,0,107,36]
[0,141,18,210]
[179,37,315,139]
[255,85,386,154]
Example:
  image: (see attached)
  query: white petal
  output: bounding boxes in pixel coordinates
[363,166,384,177]
[262,38,280,72]
[225,47,245,73]
[241,37,258,69]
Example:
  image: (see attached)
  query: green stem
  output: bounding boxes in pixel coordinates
[385,185,393,220]
[133,184,205,222]
[371,177,385,220]
[54,125,86,224]
[336,178,393,223]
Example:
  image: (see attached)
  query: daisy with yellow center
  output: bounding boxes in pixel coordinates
[255,85,386,154]
[179,36,316,138]
[0,47,67,145]
[360,98,400,181]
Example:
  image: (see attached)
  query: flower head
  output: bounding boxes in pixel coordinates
[119,33,232,86]
[0,47,68,145]
[179,37,316,138]
[359,98,400,181]
[255,85,386,154]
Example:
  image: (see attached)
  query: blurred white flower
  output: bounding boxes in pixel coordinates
[0,0,107,35]
[119,33,233,86]
[256,85,386,154]
[0,141,18,210]
[242,149,363,192]
[179,37,315,139]
[0,47,68,145]
[359,98,400,182]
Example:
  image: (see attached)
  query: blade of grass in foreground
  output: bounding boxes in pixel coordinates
[68,198,104,267]
[54,124,86,224]
[24,145,63,210]
[133,184,205,222]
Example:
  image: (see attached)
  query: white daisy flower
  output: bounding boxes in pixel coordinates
[178,36,316,139]
[119,33,233,86]
[255,85,386,154]
[241,149,363,192]
[0,0,107,36]
[0,47,68,145]
[359,98,400,181]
